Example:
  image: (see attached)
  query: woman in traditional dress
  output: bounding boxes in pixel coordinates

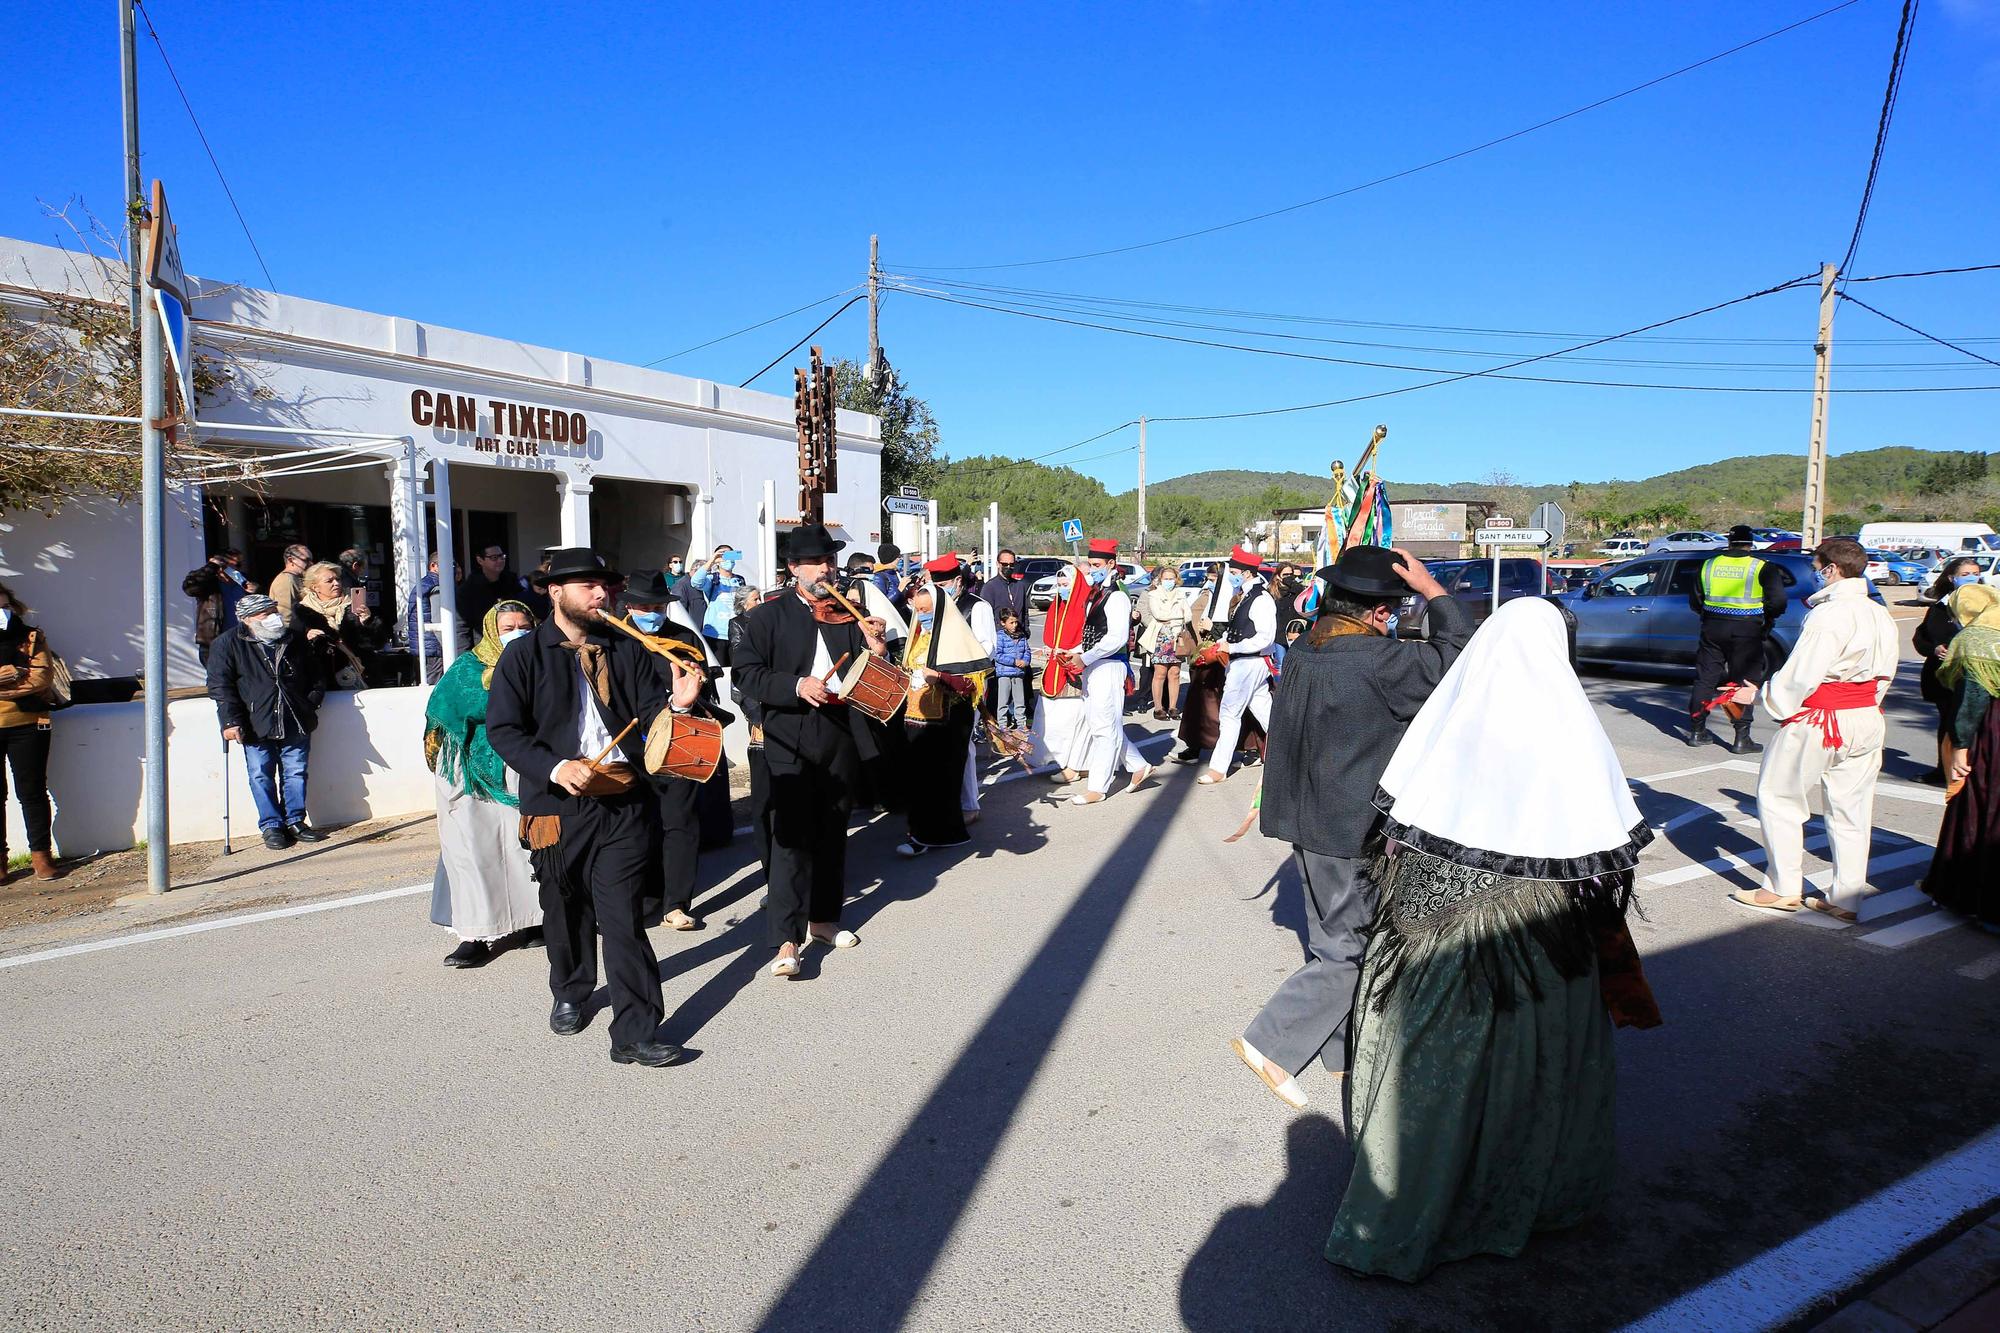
[1914,558,1986,784]
[1922,584,2000,927]
[425,600,543,967]
[895,581,992,858]
[1325,596,1661,1283]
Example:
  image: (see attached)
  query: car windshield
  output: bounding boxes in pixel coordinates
[1599,562,1660,596]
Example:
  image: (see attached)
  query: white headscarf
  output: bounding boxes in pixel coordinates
[1375,597,1649,880]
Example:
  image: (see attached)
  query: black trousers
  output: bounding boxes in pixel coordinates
[747,745,774,879]
[1690,618,1769,722]
[653,777,700,918]
[529,798,662,1047]
[765,763,850,947]
[0,723,52,854]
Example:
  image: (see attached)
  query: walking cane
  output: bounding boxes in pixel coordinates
[221,736,233,855]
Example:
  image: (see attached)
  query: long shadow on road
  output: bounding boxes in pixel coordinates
[754,764,1198,1330]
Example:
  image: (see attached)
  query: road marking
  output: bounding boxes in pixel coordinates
[1855,881,1933,923]
[0,882,432,972]
[1872,780,1948,808]
[1631,760,1743,784]
[1645,835,1827,886]
[1862,909,1965,950]
[1958,951,2000,981]
[1621,1123,2000,1333]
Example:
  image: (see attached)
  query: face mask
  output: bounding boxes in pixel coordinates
[667,562,683,576]
[630,610,666,633]
[499,628,531,647]
[915,610,935,630]
[1227,572,1243,592]
[1954,574,1980,588]
[1087,567,1109,587]
[1000,566,1018,580]
[0,607,10,630]
[1813,566,1832,588]
[250,616,286,643]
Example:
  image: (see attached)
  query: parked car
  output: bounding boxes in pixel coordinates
[1645,530,1728,553]
[1028,560,1140,608]
[1397,557,1546,636]
[1552,551,1885,671]
[1595,538,1647,559]
[1751,528,1801,549]
[1864,549,1931,586]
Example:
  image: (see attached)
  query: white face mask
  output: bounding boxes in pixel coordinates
[499,628,531,647]
[249,615,286,643]
[0,607,11,630]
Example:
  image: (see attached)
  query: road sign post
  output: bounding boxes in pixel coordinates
[882,494,928,518]
[1471,527,1553,615]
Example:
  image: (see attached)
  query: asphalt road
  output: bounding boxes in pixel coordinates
[2,617,1996,1331]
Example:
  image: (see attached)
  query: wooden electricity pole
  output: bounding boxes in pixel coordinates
[1802,262,1837,548]
[1136,416,1148,559]
[867,234,881,393]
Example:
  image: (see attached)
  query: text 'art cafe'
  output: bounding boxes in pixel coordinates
[0,233,882,856]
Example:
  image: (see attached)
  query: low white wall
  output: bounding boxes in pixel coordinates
[7,677,751,857]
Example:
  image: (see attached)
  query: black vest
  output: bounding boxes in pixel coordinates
[1080,586,1124,656]
[1225,584,1266,644]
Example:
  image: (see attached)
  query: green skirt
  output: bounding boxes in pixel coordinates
[1325,851,1617,1282]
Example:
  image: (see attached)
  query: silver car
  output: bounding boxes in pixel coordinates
[1644,530,1728,553]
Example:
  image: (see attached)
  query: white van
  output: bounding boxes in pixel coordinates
[1594,538,1646,559]
[1856,521,1998,554]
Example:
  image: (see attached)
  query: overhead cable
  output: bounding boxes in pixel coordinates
[136,0,277,290]
[894,0,1864,272]
[1839,0,1920,279]
[1837,292,2000,370]
[644,288,859,368]
[944,421,1139,477]
[737,295,867,387]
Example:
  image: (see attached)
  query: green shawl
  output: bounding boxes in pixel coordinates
[423,601,533,807]
[1939,587,2000,701]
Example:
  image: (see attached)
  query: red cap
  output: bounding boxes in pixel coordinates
[1229,545,1262,570]
[1086,538,1119,557]
[924,554,963,577]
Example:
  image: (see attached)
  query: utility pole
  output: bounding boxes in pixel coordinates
[140,198,169,894]
[1802,262,1837,548]
[867,234,881,392]
[1136,416,1148,560]
[119,0,142,335]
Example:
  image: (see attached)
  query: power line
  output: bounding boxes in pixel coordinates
[892,270,1996,348]
[945,421,1139,477]
[886,279,1980,372]
[737,295,867,387]
[1847,261,2000,282]
[895,0,1864,272]
[1837,291,2000,370]
[643,288,859,367]
[135,0,276,291]
[1839,0,1920,278]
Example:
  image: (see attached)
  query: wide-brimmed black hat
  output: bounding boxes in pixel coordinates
[1319,545,1406,602]
[785,523,844,562]
[619,568,674,605]
[532,547,619,589]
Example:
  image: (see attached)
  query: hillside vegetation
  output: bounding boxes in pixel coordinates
[931,447,1998,552]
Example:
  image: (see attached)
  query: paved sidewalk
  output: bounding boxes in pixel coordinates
[1810,1212,2000,1332]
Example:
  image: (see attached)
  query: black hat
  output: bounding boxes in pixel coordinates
[532,547,619,589]
[785,523,844,562]
[619,568,674,605]
[1727,524,1757,545]
[1320,545,1407,602]
[877,541,901,564]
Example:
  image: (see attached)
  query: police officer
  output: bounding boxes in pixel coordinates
[1688,524,1787,752]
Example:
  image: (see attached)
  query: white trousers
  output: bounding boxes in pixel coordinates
[1756,707,1885,913]
[1033,694,1088,771]
[1209,655,1273,777]
[1083,658,1146,794]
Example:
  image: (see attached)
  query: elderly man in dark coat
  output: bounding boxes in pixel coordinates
[1232,546,1471,1110]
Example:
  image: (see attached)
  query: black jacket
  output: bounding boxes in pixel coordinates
[458,568,537,636]
[731,592,878,779]
[1914,599,1963,706]
[206,623,327,743]
[1259,597,1475,858]
[486,619,672,818]
[292,602,391,685]
[980,573,1030,626]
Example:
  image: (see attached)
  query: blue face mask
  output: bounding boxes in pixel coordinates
[915,610,935,630]
[1813,566,1832,588]
[1087,567,1110,587]
[1954,574,1981,588]
[1227,572,1243,593]
[630,610,666,633]
[499,628,531,647]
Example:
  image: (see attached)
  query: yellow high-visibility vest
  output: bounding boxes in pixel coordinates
[1700,554,1764,617]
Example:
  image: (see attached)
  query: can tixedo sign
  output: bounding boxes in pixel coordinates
[409,388,604,471]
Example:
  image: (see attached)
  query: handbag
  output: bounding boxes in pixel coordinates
[32,630,73,710]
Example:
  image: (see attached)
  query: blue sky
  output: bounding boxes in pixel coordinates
[5,1,1997,490]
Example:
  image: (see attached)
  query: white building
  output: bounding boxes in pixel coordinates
[1,234,882,855]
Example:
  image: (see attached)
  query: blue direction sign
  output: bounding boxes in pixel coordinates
[1061,518,1083,543]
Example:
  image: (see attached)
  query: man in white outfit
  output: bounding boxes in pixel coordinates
[1203,545,1277,785]
[927,557,998,821]
[1063,538,1152,806]
[1733,537,1900,921]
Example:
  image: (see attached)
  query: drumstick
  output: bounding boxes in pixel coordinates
[586,717,640,770]
[822,651,852,685]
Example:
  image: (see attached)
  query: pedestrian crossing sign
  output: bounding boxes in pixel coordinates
[1062,519,1083,543]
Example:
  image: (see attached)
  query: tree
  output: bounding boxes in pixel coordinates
[831,356,941,495]
[1,205,256,515]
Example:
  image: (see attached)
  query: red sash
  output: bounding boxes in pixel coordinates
[1781,679,1882,750]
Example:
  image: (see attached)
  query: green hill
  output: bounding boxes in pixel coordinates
[934,447,1997,552]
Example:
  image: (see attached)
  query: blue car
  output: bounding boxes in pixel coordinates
[1864,550,1930,587]
[1552,551,1885,671]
